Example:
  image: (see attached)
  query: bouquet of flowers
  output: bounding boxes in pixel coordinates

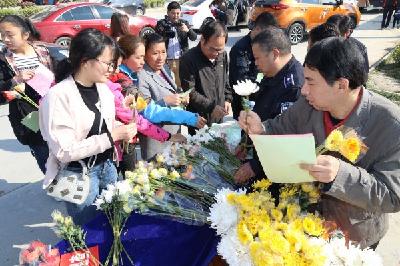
[123,159,212,225]
[19,241,60,266]
[162,121,242,190]
[51,210,101,266]
[208,179,382,266]
[317,126,368,163]
[93,181,135,266]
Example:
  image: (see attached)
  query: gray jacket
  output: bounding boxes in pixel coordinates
[263,89,400,248]
[138,64,180,160]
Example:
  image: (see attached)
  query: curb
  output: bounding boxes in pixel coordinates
[370,41,400,71]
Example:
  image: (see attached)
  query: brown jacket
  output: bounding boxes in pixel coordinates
[263,88,400,248]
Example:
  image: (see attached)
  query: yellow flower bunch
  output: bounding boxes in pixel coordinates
[319,126,367,163]
[225,179,329,266]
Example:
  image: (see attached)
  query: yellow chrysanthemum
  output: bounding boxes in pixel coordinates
[237,221,254,245]
[271,208,283,222]
[302,215,325,237]
[136,96,148,111]
[286,203,301,221]
[289,218,304,232]
[268,233,290,255]
[301,183,314,193]
[252,179,272,190]
[168,170,180,180]
[284,228,304,252]
[274,222,288,232]
[249,242,274,266]
[325,129,344,151]
[155,154,165,164]
[339,137,361,162]
[283,252,304,266]
[158,168,168,177]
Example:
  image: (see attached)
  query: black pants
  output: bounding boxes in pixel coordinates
[381,7,395,28]
[118,143,138,178]
[393,14,400,27]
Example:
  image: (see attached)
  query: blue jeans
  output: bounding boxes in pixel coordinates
[29,143,49,174]
[65,159,118,225]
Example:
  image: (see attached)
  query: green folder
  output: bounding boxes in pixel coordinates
[250,134,316,183]
[21,111,40,133]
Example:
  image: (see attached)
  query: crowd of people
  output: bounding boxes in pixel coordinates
[1,0,400,253]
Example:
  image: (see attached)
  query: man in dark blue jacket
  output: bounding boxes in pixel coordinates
[234,27,304,185]
[229,12,277,119]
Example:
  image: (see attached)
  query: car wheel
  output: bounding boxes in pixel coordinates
[288,22,304,45]
[136,7,144,16]
[139,26,155,38]
[55,36,72,47]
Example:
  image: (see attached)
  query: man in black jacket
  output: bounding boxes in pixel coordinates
[155,1,197,88]
[229,12,277,119]
[234,27,304,185]
[180,20,232,135]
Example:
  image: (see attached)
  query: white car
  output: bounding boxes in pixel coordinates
[181,0,214,30]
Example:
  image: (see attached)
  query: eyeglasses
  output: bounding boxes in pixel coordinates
[94,59,115,71]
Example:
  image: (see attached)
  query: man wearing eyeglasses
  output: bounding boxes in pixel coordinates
[179,19,232,135]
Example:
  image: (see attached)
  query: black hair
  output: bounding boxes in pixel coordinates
[200,19,228,43]
[167,1,181,10]
[143,32,165,51]
[304,37,367,89]
[338,15,353,35]
[326,14,353,36]
[0,15,41,41]
[253,12,278,29]
[309,23,340,46]
[251,26,291,55]
[55,28,115,82]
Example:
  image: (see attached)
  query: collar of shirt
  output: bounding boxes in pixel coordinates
[119,64,138,83]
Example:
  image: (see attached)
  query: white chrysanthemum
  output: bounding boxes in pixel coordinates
[233,79,259,96]
[103,185,116,203]
[93,197,105,210]
[208,188,246,235]
[217,228,252,266]
[359,248,383,266]
[116,180,132,197]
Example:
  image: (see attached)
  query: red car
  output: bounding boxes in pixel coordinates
[31,3,157,46]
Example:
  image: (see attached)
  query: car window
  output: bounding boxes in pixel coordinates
[320,0,336,4]
[56,10,74,22]
[184,0,206,7]
[93,5,115,19]
[94,6,115,19]
[69,6,96,20]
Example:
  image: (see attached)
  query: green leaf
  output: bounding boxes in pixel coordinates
[21,111,39,133]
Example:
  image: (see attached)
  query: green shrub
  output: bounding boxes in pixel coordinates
[21,6,44,17]
[143,0,152,8]
[0,6,45,19]
[391,45,400,66]
[0,0,21,8]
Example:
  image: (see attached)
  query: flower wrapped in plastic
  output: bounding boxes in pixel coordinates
[162,121,242,193]
[19,240,60,266]
[123,161,212,225]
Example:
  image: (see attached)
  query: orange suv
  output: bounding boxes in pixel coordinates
[249,0,361,44]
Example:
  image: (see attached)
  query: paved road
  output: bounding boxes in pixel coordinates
[0,11,399,266]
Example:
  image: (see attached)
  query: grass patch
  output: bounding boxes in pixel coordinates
[375,45,400,83]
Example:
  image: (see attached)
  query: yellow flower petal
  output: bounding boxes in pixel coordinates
[325,129,344,151]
